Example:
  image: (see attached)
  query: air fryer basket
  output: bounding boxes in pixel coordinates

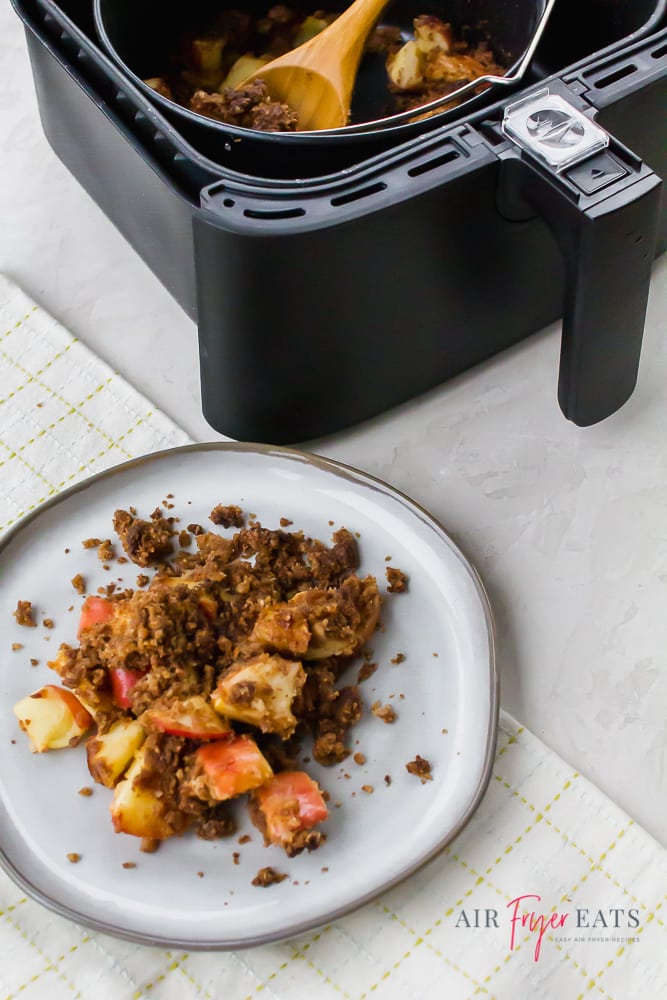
[10,0,667,441]
[93,0,556,139]
[26,0,667,178]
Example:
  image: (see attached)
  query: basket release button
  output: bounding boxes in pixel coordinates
[502,89,609,172]
[565,152,628,195]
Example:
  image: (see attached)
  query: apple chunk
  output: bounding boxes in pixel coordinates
[251,771,328,855]
[187,736,273,802]
[77,595,114,638]
[211,654,305,738]
[249,603,311,657]
[111,744,187,840]
[142,695,231,740]
[289,575,380,660]
[13,685,94,752]
[86,718,146,788]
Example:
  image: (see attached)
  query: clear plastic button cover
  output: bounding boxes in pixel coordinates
[502,88,610,173]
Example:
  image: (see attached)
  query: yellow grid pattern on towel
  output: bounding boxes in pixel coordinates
[1,273,667,999]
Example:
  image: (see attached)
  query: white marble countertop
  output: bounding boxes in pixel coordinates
[2,3,666,850]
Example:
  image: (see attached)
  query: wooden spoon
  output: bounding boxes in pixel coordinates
[242,0,390,131]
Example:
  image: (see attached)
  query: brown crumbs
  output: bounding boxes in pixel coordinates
[238,834,251,845]
[43,618,55,629]
[66,853,81,863]
[232,852,241,865]
[13,601,36,627]
[82,538,102,549]
[384,774,392,785]
[390,652,406,664]
[357,661,378,683]
[187,523,204,536]
[361,784,374,794]
[97,539,115,562]
[78,786,93,797]
[353,752,366,766]
[178,530,192,548]
[122,862,137,869]
[279,517,293,527]
[386,567,408,593]
[71,574,86,594]
[113,509,174,567]
[210,504,244,529]
[136,574,150,588]
[11,643,23,651]
[371,701,397,724]
[252,866,287,887]
[30,658,39,667]
[197,871,204,878]
[405,755,433,783]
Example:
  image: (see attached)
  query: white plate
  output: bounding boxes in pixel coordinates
[0,443,497,949]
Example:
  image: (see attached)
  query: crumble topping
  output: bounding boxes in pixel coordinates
[405,755,433,783]
[252,866,288,887]
[210,504,244,529]
[386,567,408,593]
[13,601,36,627]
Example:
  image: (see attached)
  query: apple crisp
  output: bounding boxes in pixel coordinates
[13,502,401,861]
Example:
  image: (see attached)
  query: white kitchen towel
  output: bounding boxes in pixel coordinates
[1,272,666,1000]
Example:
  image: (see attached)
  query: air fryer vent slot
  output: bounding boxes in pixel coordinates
[330,182,387,207]
[593,64,637,88]
[407,149,460,177]
[243,207,306,220]
[652,43,667,59]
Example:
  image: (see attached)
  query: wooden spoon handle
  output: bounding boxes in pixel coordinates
[323,0,392,55]
[300,0,390,108]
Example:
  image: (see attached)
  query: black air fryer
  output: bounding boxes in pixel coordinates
[11,0,667,442]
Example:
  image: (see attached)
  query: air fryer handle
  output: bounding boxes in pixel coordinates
[499,92,662,426]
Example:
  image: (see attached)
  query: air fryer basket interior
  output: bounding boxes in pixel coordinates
[35,0,667,179]
[532,0,666,73]
[95,0,549,134]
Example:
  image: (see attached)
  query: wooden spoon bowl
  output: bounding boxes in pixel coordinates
[241,0,390,131]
